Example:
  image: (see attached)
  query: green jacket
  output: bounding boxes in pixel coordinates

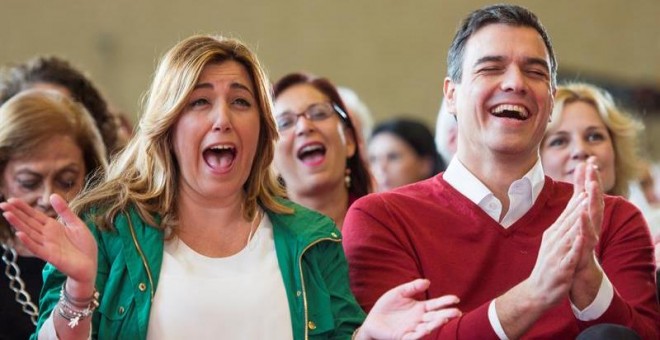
[34,200,366,339]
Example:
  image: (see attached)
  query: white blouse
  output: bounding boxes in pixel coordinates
[146,214,292,340]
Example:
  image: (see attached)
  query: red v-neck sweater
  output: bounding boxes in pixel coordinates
[343,174,659,339]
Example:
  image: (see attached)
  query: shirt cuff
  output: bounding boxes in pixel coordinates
[488,299,509,340]
[38,309,94,340]
[39,311,59,340]
[570,273,614,321]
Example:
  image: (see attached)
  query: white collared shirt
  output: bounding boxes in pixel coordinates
[443,156,545,227]
[442,157,612,340]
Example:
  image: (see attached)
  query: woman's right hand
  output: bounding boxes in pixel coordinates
[0,194,97,294]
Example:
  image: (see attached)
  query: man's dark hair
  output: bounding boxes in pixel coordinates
[447,4,557,86]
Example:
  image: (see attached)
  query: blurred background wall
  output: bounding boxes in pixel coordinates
[2,0,659,158]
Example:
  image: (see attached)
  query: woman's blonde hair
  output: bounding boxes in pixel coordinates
[71,35,290,231]
[546,82,644,197]
[0,89,107,242]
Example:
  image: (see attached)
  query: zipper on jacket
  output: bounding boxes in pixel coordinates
[126,213,155,302]
[298,237,341,340]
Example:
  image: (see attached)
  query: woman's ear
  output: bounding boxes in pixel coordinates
[345,127,357,158]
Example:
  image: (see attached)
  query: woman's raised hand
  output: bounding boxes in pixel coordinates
[1,194,97,287]
[356,279,461,340]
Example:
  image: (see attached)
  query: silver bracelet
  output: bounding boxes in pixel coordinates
[57,283,100,328]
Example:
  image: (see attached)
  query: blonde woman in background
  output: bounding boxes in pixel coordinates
[0,90,107,339]
[541,82,643,197]
[540,82,659,296]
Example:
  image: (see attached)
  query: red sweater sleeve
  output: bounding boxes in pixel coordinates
[343,193,499,339]
[584,196,660,339]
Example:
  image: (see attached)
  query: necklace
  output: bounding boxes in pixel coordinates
[1,243,39,326]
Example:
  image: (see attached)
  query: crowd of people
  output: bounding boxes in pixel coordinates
[0,3,658,339]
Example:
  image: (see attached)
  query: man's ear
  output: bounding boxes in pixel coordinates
[443,77,457,117]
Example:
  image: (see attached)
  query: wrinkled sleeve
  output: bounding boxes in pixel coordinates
[583,198,660,339]
[307,238,366,339]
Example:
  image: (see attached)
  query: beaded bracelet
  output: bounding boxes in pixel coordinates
[57,283,100,328]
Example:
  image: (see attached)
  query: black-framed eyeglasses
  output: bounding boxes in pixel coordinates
[275,102,351,132]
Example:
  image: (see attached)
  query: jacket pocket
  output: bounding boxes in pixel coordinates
[97,291,135,321]
[95,269,137,340]
[96,289,136,340]
[306,286,336,337]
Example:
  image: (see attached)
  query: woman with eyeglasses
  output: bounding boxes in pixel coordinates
[272,73,373,230]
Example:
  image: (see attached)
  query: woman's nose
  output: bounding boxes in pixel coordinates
[212,104,232,132]
[36,185,54,213]
[570,140,591,160]
[295,114,315,136]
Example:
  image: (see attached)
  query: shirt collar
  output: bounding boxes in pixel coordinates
[443,156,545,207]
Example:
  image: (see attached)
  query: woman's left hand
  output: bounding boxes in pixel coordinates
[356,279,461,340]
[0,194,98,286]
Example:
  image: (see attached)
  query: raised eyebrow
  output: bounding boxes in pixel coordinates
[193,82,213,90]
[230,82,255,96]
[191,82,255,96]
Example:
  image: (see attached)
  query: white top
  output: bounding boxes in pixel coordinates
[146,214,293,340]
[443,157,612,340]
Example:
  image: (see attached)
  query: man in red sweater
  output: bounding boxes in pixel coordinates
[343,4,659,339]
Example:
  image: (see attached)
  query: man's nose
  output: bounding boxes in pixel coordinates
[500,67,527,94]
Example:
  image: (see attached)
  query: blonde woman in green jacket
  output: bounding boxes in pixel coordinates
[2,35,461,340]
